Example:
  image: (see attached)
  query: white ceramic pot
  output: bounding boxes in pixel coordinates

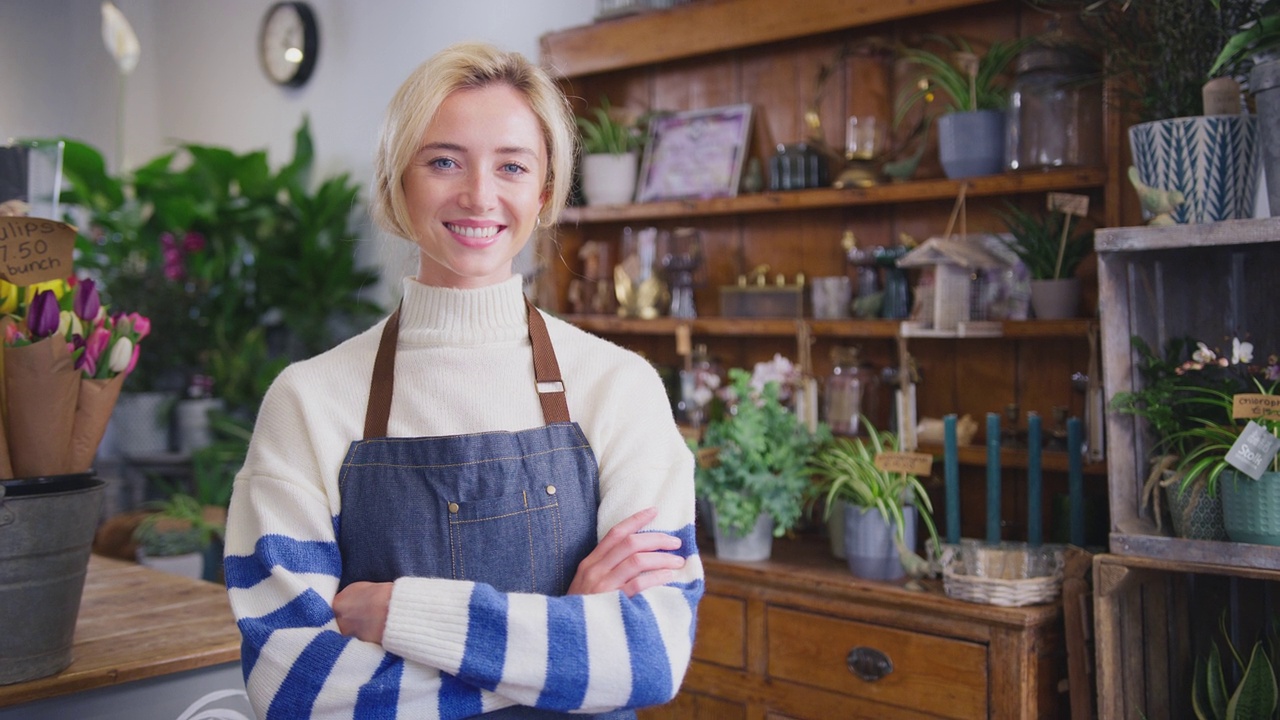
[109,392,172,458]
[581,152,638,205]
[175,397,224,455]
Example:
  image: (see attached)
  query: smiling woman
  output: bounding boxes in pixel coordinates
[222,42,703,719]
[401,84,547,289]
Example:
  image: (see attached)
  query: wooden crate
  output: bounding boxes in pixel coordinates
[1093,554,1279,720]
[1096,218,1280,572]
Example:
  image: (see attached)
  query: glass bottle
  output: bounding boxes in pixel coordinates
[679,344,720,431]
[1006,43,1102,171]
[824,346,865,436]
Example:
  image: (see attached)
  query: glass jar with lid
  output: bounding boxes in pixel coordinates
[1006,43,1102,171]
[823,346,874,436]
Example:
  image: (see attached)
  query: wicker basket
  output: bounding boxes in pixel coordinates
[939,541,1065,607]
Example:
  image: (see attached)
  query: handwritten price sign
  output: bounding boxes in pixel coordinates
[873,451,934,476]
[0,217,76,285]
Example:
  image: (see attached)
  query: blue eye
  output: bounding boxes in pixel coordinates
[502,162,528,175]
[430,157,458,170]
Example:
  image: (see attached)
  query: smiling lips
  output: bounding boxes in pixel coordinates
[445,222,503,247]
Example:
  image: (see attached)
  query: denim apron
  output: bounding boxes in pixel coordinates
[337,299,635,719]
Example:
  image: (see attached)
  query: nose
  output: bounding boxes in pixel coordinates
[459,170,497,210]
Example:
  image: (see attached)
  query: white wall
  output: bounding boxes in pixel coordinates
[0,0,596,304]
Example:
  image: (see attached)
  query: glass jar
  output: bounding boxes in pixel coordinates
[679,344,720,431]
[824,346,866,435]
[1006,45,1102,171]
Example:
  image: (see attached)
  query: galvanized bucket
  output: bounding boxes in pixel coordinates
[0,473,103,685]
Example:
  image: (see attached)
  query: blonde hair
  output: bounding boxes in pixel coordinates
[371,42,576,241]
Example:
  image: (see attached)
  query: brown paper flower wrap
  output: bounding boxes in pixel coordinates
[0,277,148,479]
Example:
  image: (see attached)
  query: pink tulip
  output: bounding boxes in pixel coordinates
[125,343,140,375]
[127,312,151,340]
[83,325,111,365]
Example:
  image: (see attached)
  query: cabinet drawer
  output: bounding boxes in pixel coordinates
[693,592,745,669]
[766,606,987,719]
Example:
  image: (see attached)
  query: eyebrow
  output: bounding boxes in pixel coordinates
[419,141,539,158]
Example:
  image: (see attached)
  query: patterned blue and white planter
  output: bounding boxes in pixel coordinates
[1128,115,1259,224]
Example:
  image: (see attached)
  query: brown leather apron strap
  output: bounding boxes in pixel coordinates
[362,295,570,439]
[525,298,570,424]
[364,303,402,440]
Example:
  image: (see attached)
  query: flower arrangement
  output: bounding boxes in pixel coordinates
[1112,333,1280,498]
[0,274,150,478]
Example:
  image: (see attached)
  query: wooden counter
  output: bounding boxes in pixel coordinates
[0,554,241,711]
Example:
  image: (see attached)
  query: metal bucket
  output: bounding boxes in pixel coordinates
[0,473,103,685]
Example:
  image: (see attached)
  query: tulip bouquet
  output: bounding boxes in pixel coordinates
[0,275,150,478]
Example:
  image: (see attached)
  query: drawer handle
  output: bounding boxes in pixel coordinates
[847,646,893,682]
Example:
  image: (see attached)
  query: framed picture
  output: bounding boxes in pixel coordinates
[635,104,753,203]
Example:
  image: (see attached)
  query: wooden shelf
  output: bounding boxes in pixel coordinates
[559,167,1107,224]
[541,0,997,78]
[916,443,1108,475]
[564,314,1096,339]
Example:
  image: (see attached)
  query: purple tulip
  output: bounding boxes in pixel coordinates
[74,278,100,321]
[26,290,60,338]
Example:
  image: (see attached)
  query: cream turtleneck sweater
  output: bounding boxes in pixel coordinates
[224,275,702,718]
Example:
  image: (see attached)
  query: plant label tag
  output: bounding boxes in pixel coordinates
[1225,421,1280,480]
[0,217,75,285]
[874,451,933,476]
[1047,193,1089,217]
[1232,393,1280,420]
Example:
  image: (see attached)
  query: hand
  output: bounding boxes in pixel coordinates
[568,507,685,597]
[333,581,393,644]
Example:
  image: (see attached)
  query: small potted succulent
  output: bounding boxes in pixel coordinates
[133,492,225,579]
[576,96,644,206]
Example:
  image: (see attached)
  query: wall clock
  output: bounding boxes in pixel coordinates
[259,1,319,88]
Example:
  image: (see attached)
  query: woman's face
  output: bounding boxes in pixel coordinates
[403,83,547,289]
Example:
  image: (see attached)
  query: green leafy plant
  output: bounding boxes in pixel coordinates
[1192,613,1279,720]
[132,493,224,557]
[1210,0,1280,80]
[895,35,1031,124]
[46,118,382,414]
[808,416,941,564]
[996,201,1094,280]
[1032,0,1258,122]
[695,368,829,538]
[1149,337,1280,498]
[576,97,643,155]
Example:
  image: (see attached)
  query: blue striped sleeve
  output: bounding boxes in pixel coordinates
[225,534,342,589]
[536,595,588,710]
[265,631,351,719]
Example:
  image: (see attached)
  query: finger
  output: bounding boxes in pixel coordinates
[573,531,681,592]
[621,569,677,598]
[596,507,658,550]
[577,550,685,595]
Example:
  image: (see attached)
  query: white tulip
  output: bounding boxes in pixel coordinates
[108,336,134,374]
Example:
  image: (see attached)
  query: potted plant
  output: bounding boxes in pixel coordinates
[1211,0,1280,217]
[53,118,382,426]
[576,96,644,206]
[996,200,1093,319]
[694,366,829,562]
[1109,336,1238,540]
[1045,0,1261,223]
[1155,337,1280,546]
[896,35,1029,178]
[1192,612,1278,719]
[809,417,941,581]
[133,492,225,579]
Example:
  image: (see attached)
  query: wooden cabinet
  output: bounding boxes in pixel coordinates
[540,0,1125,544]
[1092,219,1280,719]
[640,537,1065,719]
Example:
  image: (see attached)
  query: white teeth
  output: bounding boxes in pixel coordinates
[446,223,499,239]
